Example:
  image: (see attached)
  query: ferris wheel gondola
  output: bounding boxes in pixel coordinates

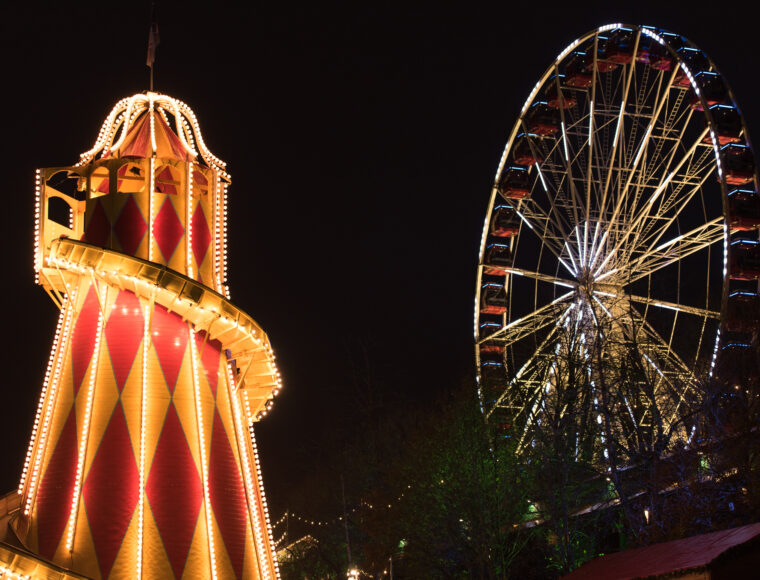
[475,24,760,456]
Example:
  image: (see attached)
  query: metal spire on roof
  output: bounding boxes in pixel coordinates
[146,1,160,91]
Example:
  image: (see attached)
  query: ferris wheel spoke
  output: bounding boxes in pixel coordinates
[535,148,586,226]
[534,159,578,237]
[623,216,724,283]
[551,67,586,226]
[622,293,719,319]
[583,34,602,237]
[497,266,577,288]
[591,32,642,264]
[626,308,698,383]
[482,292,575,346]
[488,320,566,417]
[589,69,683,271]
[517,201,580,274]
[632,321,703,424]
[514,130,578,244]
[596,126,712,274]
[623,135,714,261]
[616,66,679,205]
[636,171,715,255]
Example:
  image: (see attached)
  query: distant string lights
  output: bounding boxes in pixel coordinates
[273,485,413,539]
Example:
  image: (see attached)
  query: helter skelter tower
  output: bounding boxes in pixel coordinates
[12,92,282,579]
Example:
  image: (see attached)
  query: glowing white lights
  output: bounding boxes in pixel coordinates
[78,93,226,176]
[30,88,282,578]
[249,421,281,579]
[187,163,194,279]
[137,303,150,580]
[34,169,42,281]
[0,564,31,579]
[149,157,155,262]
[149,95,157,154]
[67,286,105,550]
[18,301,68,495]
[189,328,218,579]
[23,290,77,515]
[227,363,275,580]
[222,182,230,295]
[476,23,737,461]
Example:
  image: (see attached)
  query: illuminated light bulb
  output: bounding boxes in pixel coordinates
[19,299,68,494]
[187,163,194,278]
[24,289,77,515]
[149,157,155,261]
[189,328,217,579]
[137,303,150,579]
[227,363,276,579]
[66,292,105,550]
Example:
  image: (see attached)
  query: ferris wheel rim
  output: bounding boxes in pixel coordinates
[475,23,759,446]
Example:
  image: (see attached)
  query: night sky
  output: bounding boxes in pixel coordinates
[2,2,759,512]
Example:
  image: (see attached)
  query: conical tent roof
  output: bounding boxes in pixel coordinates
[107,110,192,161]
[76,92,229,179]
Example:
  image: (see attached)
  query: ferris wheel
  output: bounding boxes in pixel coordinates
[475,24,760,458]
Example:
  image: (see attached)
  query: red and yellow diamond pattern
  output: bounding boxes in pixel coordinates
[16,279,276,579]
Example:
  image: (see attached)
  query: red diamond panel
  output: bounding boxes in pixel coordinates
[83,199,110,247]
[151,304,188,393]
[36,409,78,559]
[195,331,221,397]
[153,198,184,263]
[83,404,139,579]
[105,290,144,392]
[113,195,147,256]
[146,404,202,579]
[209,411,247,579]
[71,286,100,395]
[191,205,211,268]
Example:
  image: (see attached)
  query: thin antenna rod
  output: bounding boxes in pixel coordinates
[146,1,160,91]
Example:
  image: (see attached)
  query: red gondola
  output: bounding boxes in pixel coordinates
[526,102,560,136]
[644,32,683,71]
[545,77,577,109]
[647,46,672,71]
[565,52,593,88]
[513,138,543,166]
[606,28,635,65]
[481,360,508,392]
[715,341,760,384]
[674,47,710,87]
[583,36,618,72]
[481,354,506,383]
[722,144,755,186]
[480,282,507,314]
[499,166,531,199]
[490,205,520,237]
[728,190,760,231]
[705,105,742,145]
[725,291,760,333]
[484,243,513,274]
[729,240,760,281]
[690,72,728,111]
[479,320,502,341]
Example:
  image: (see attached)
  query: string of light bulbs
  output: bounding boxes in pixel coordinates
[274,485,412,531]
